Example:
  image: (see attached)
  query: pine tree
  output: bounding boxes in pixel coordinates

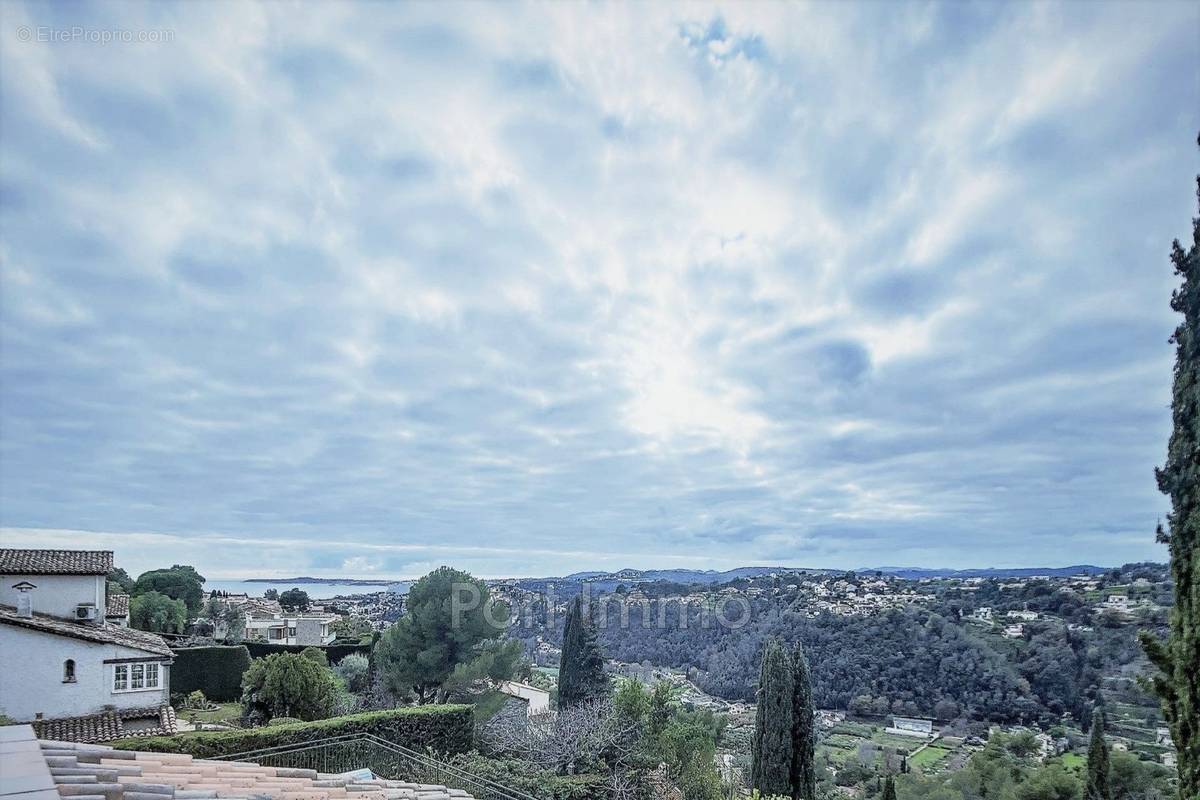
[1086,711,1111,800]
[752,640,794,796]
[790,643,817,800]
[557,596,607,709]
[881,775,897,800]
[1141,146,1200,799]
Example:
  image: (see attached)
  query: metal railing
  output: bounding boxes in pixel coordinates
[212,733,545,800]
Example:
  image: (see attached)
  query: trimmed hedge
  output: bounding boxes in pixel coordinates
[112,706,473,757]
[243,641,372,664]
[170,646,252,702]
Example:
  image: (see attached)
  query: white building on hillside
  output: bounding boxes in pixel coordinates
[0,549,175,741]
[887,717,934,738]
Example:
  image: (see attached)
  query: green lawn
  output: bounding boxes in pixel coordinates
[910,745,952,770]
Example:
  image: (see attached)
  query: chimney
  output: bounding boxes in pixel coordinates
[13,581,36,618]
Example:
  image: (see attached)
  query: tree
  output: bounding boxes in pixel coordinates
[133,566,205,617]
[331,615,372,641]
[334,652,371,694]
[752,640,794,796]
[241,652,336,723]
[263,588,279,600]
[790,643,816,800]
[1141,151,1200,800]
[1086,712,1111,800]
[558,596,608,710]
[221,606,245,642]
[108,566,134,594]
[278,588,310,611]
[881,776,897,800]
[129,591,187,633]
[373,566,507,703]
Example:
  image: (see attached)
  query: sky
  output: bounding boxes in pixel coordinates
[0,1,1197,580]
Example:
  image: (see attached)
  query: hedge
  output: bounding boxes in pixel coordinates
[170,646,252,702]
[242,641,372,664]
[112,706,474,757]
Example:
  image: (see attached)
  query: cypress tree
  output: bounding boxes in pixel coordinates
[881,775,897,800]
[790,643,817,800]
[557,596,607,709]
[751,640,794,796]
[1086,712,1111,800]
[1141,146,1200,799]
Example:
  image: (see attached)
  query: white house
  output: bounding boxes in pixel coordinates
[886,717,934,738]
[242,611,337,645]
[1003,623,1026,638]
[0,549,175,741]
[1006,609,1039,621]
[498,680,552,718]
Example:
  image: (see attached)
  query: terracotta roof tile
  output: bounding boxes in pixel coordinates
[106,594,130,616]
[31,705,176,744]
[0,549,113,576]
[0,606,172,656]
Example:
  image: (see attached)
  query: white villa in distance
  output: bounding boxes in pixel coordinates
[0,549,177,742]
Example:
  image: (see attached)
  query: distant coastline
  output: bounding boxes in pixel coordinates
[241,577,398,585]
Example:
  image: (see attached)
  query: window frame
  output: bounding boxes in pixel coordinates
[63,659,76,683]
[112,660,162,693]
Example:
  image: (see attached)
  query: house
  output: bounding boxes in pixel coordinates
[242,610,337,645]
[1006,609,1038,621]
[972,607,993,621]
[1156,727,1173,747]
[0,549,174,738]
[498,680,552,718]
[1003,623,1026,638]
[887,717,934,738]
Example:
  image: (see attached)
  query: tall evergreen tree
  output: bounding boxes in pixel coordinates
[1141,147,1200,799]
[881,775,897,800]
[557,596,607,709]
[752,640,794,796]
[790,643,817,800]
[1086,712,1111,800]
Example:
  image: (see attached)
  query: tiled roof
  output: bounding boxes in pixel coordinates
[31,705,177,744]
[0,549,113,575]
[0,606,172,656]
[107,594,130,616]
[26,732,477,800]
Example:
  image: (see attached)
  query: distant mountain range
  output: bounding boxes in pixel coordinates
[543,564,1115,586]
[862,565,1112,579]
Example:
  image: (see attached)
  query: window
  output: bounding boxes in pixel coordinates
[287,627,297,637]
[63,660,75,683]
[113,661,161,692]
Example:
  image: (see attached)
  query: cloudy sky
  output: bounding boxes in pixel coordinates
[0,2,1197,580]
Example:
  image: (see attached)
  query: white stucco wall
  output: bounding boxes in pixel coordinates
[0,574,106,619]
[0,625,170,721]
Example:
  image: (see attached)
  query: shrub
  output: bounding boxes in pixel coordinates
[334,653,371,694]
[445,754,609,800]
[241,652,336,723]
[112,706,474,757]
[171,646,252,702]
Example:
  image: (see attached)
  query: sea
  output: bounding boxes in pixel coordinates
[202,579,401,599]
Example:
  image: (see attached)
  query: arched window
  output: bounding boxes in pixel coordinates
[63,659,76,683]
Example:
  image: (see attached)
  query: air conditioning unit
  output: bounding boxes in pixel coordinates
[76,604,98,621]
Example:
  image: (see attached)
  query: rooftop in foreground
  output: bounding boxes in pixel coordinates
[0,725,475,800]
